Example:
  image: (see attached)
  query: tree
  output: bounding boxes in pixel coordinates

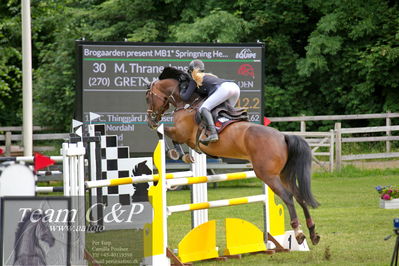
[296,0,399,118]
[1,0,397,131]
[0,1,23,125]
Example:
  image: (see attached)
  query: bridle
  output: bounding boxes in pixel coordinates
[146,80,179,124]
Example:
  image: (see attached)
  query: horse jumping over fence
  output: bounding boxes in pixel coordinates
[146,75,320,245]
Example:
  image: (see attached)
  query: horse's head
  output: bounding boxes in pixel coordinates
[133,160,152,176]
[146,79,179,129]
[15,210,56,252]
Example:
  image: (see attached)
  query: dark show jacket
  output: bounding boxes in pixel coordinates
[180,74,233,102]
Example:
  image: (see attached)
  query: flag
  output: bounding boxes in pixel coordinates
[89,112,101,122]
[263,117,271,126]
[72,119,83,129]
[75,126,83,137]
[34,153,55,171]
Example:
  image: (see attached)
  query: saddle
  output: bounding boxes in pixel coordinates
[193,101,248,151]
[195,102,248,133]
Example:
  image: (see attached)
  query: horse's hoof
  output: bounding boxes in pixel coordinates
[182,154,195,163]
[311,233,320,245]
[308,224,320,245]
[296,232,306,245]
[167,149,180,160]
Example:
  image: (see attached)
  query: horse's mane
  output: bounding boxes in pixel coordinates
[159,67,189,81]
[157,67,204,107]
[15,210,34,241]
[14,210,37,260]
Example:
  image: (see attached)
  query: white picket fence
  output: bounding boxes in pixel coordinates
[270,112,399,171]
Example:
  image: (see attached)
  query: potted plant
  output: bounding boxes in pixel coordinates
[376,185,399,209]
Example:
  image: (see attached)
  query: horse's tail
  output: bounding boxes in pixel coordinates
[282,134,319,208]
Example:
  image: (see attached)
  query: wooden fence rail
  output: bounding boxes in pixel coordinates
[334,122,399,170]
[0,126,69,156]
[269,112,399,171]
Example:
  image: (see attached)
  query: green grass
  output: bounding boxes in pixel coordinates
[166,167,399,265]
[76,166,399,265]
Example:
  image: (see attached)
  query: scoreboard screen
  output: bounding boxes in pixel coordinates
[75,42,264,154]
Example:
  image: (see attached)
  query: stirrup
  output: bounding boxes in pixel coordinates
[200,133,219,144]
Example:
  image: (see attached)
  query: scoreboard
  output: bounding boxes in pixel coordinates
[75,42,264,154]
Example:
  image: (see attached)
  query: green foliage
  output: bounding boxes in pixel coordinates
[33,1,88,130]
[0,46,22,125]
[170,10,250,42]
[0,1,22,125]
[295,0,399,118]
[1,0,399,130]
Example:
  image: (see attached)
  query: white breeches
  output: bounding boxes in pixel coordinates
[200,82,240,112]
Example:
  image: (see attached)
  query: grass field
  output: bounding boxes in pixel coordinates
[80,166,399,265]
[166,166,399,265]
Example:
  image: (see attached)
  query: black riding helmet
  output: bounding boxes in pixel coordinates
[188,59,205,73]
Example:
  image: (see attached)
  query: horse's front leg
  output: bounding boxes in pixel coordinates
[164,125,183,144]
[164,126,194,163]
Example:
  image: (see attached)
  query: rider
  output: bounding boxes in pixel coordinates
[180,59,240,144]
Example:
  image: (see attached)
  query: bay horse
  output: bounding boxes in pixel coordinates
[146,78,320,245]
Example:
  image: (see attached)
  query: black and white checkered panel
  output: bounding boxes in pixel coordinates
[99,135,133,205]
[100,157,153,205]
[89,125,152,205]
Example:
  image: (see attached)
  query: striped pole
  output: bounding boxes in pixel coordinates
[86,175,156,188]
[168,194,266,214]
[36,186,64,193]
[0,156,63,163]
[167,170,256,188]
[155,171,193,180]
[36,170,63,176]
[85,170,256,189]
[85,170,194,189]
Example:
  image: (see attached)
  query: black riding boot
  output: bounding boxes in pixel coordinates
[200,108,219,144]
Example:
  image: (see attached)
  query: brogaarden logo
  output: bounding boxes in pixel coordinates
[235,49,256,59]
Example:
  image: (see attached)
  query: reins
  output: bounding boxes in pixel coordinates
[146,80,178,120]
[147,80,201,119]
[173,97,202,113]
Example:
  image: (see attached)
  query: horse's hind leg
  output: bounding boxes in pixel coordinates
[256,173,306,244]
[292,189,320,245]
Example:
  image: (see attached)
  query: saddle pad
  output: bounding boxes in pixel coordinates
[215,117,241,134]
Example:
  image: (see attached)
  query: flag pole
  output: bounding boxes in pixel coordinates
[22,0,33,156]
